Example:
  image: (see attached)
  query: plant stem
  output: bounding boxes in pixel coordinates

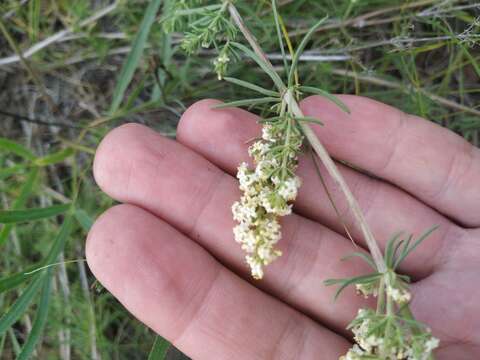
[227,2,387,273]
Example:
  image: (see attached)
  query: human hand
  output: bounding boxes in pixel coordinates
[87,95,480,359]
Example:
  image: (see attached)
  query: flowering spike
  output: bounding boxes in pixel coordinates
[232,115,303,279]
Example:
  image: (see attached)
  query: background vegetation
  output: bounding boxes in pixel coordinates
[0,0,478,359]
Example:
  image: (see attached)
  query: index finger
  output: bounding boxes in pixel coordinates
[301,95,480,228]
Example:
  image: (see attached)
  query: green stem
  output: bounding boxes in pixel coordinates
[377,277,386,315]
[227,1,387,273]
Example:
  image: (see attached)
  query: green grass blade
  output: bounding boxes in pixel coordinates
[0,274,43,337]
[147,336,170,360]
[231,42,285,90]
[0,214,73,294]
[0,168,38,247]
[44,215,74,265]
[0,332,5,355]
[8,328,21,356]
[0,164,27,180]
[298,86,350,113]
[12,168,39,207]
[288,17,328,86]
[0,214,72,336]
[271,0,289,74]
[0,203,71,224]
[212,97,280,109]
[74,208,94,232]
[224,77,279,97]
[0,265,38,293]
[34,148,74,166]
[17,269,53,360]
[0,138,35,160]
[109,0,163,114]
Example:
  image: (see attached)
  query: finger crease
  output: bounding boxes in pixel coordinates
[378,110,407,174]
[187,170,226,240]
[172,264,223,345]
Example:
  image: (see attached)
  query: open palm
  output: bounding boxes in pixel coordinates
[87,95,480,359]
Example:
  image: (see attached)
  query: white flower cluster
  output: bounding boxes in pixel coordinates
[341,309,440,360]
[386,285,411,304]
[232,120,303,279]
[213,51,230,80]
[355,283,378,298]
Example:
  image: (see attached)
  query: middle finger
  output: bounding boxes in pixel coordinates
[93,122,373,334]
[177,99,457,278]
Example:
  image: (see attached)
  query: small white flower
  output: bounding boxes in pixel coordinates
[278,176,301,201]
[246,255,264,279]
[231,197,259,224]
[248,141,270,161]
[271,175,281,185]
[214,52,230,65]
[261,125,276,142]
[387,285,411,304]
[424,337,439,353]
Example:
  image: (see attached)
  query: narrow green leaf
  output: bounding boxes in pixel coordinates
[0,203,70,224]
[295,116,324,125]
[224,77,279,97]
[169,4,222,17]
[212,97,280,109]
[259,116,283,124]
[109,0,163,113]
[0,168,39,247]
[385,232,403,268]
[0,332,5,356]
[323,278,344,286]
[0,164,27,180]
[392,239,406,266]
[0,215,72,336]
[271,0,289,74]
[11,168,39,208]
[325,273,382,300]
[28,0,41,43]
[341,252,377,270]
[299,86,350,113]
[0,138,35,160]
[34,148,74,166]
[17,269,53,360]
[8,328,21,356]
[0,274,43,337]
[397,235,412,268]
[231,42,285,90]
[0,215,73,294]
[394,226,439,269]
[148,336,170,360]
[288,17,328,86]
[124,76,147,111]
[43,215,74,265]
[0,265,38,293]
[75,208,94,232]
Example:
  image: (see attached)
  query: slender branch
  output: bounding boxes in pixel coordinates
[227,2,387,272]
[228,5,271,66]
[329,68,480,117]
[288,0,462,36]
[267,53,351,62]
